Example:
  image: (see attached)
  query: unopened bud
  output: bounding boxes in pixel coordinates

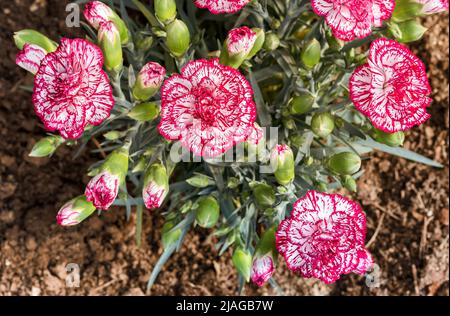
[56,195,96,226]
[98,21,123,73]
[195,196,220,228]
[289,93,315,115]
[232,248,253,282]
[29,135,64,157]
[220,26,257,68]
[143,163,169,209]
[373,129,405,147]
[132,62,166,101]
[390,20,427,43]
[252,183,276,209]
[186,174,212,188]
[85,170,120,210]
[154,0,177,24]
[165,19,190,57]
[13,29,57,52]
[128,102,160,121]
[342,175,357,192]
[301,39,321,69]
[327,152,362,175]
[251,255,274,287]
[311,112,335,138]
[246,28,265,59]
[270,144,295,186]
[263,32,280,51]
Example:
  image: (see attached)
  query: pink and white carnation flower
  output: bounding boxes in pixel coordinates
[226,26,257,57]
[137,62,166,90]
[158,58,256,157]
[16,43,47,74]
[417,0,449,14]
[143,181,168,209]
[349,38,431,132]
[83,1,115,29]
[56,201,83,226]
[194,0,251,14]
[276,190,373,284]
[32,38,114,139]
[251,255,275,287]
[311,0,395,41]
[85,171,120,210]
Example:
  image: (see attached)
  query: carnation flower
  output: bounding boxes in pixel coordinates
[158,58,256,157]
[417,0,449,14]
[83,1,115,29]
[85,171,120,210]
[194,0,251,14]
[349,38,431,132]
[16,43,47,74]
[276,190,373,284]
[32,38,114,139]
[56,196,96,227]
[143,163,169,209]
[311,0,395,41]
[227,26,257,57]
[251,255,275,287]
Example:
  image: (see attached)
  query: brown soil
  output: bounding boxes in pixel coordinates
[0,1,448,296]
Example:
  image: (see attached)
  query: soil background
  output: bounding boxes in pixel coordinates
[0,0,448,296]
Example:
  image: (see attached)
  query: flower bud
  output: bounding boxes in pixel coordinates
[161,221,182,249]
[16,43,47,74]
[143,163,169,209]
[220,26,257,68]
[373,129,405,147]
[186,174,212,188]
[392,0,424,21]
[56,195,96,226]
[301,39,321,69]
[98,21,123,73]
[102,148,130,184]
[282,117,296,130]
[135,34,154,51]
[29,135,64,157]
[85,171,120,210]
[270,144,295,186]
[165,19,190,58]
[327,152,362,175]
[232,248,253,282]
[83,1,130,44]
[252,183,276,209]
[128,102,160,121]
[13,29,57,52]
[154,0,177,24]
[251,254,274,287]
[289,93,315,115]
[132,62,166,101]
[390,20,427,43]
[342,175,357,192]
[263,32,280,51]
[246,28,265,59]
[311,112,335,138]
[195,196,220,228]
[103,131,122,140]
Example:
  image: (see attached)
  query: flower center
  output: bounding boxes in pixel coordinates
[193,87,218,125]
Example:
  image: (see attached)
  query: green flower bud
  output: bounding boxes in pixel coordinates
[301,39,321,69]
[391,20,427,43]
[342,175,357,192]
[29,135,64,157]
[373,129,405,147]
[103,148,129,183]
[270,144,295,186]
[161,221,182,249]
[311,112,335,138]
[282,118,296,130]
[56,195,96,226]
[289,133,304,149]
[13,29,58,52]
[246,28,265,59]
[327,152,362,175]
[289,93,315,115]
[103,131,122,140]
[132,156,147,173]
[186,174,212,188]
[252,183,276,209]
[227,177,240,189]
[98,21,123,73]
[255,226,277,257]
[154,0,177,25]
[165,19,190,58]
[263,32,280,51]
[128,102,160,122]
[232,248,252,282]
[392,0,424,22]
[195,196,220,228]
[135,34,154,51]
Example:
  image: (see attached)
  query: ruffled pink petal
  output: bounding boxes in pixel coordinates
[32,38,114,139]
[251,255,275,287]
[158,58,256,157]
[16,44,47,75]
[227,26,257,56]
[194,0,251,14]
[85,171,120,210]
[276,190,372,284]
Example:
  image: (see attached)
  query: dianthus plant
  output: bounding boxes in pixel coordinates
[14,0,447,291]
